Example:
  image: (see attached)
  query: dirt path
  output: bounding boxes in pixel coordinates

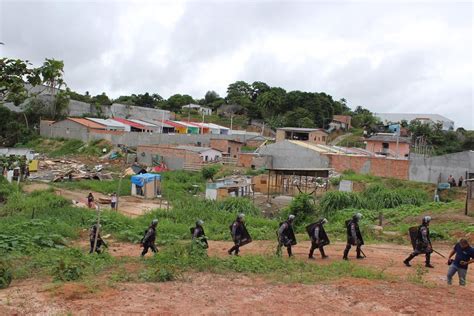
[72,237,474,290]
[23,182,169,217]
[2,239,473,315]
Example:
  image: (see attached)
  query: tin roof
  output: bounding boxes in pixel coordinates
[67,117,106,129]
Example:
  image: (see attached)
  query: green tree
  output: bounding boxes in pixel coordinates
[164,94,195,113]
[256,87,286,117]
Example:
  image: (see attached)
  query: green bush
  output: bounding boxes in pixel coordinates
[219,197,260,215]
[320,191,364,216]
[281,193,317,226]
[0,261,12,289]
[201,165,221,181]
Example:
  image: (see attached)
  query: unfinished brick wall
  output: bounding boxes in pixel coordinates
[237,153,255,168]
[137,145,202,167]
[210,139,242,158]
[327,154,409,180]
[245,139,265,148]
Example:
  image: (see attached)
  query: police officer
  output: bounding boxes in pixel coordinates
[308,218,329,259]
[343,213,364,260]
[89,223,104,254]
[228,213,250,256]
[191,219,208,249]
[404,216,434,268]
[141,219,158,257]
[277,215,297,257]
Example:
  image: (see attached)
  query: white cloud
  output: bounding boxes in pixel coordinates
[0,0,472,128]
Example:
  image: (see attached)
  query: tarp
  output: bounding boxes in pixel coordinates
[131,173,160,187]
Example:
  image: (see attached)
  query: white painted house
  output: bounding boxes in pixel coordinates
[182,103,213,116]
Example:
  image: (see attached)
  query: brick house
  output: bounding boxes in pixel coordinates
[137,145,222,170]
[210,139,243,159]
[276,127,328,145]
[365,134,411,158]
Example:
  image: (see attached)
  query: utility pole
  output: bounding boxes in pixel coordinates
[116,146,128,212]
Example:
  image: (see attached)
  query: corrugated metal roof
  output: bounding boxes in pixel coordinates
[86,118,126,129]
[175,146,220,153]
[111,117,146,129]
[129,119,158,127]
[366,135,411,143]
[277,127,328,133]
[67,117,106,129]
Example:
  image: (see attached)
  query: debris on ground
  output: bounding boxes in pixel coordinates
[28,158,114,182]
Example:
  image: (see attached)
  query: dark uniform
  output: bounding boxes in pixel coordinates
[141,221,158,256]
[343,214,364,260]
[307,219,329,259]
[191,222,208,249]
[277,218,297,257]
[89,224,105,254]
[228,216,251,255]
[404,217,433,268]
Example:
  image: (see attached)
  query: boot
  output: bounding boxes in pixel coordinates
[356,247,364,259]
[287,246,293,257]
[425,254,433,268]
[343,248,349,260]
[319,247,328,259]
[404,254,415,267]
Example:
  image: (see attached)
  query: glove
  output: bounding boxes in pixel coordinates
[447,259,453,265]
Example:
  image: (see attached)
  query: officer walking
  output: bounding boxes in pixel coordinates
[141,219,158,257]
[228,213,251,256]
[277,215,297,257]
[343,213,364,260]
[307,218,329,259]
[404,216,434,268]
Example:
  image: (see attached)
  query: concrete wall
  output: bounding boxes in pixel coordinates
[258,140,330,169]
[409,151,474,183]
[40,121,263,148]
[328,154,410,180]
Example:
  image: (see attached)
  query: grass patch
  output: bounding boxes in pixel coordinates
[53,176,131,196]
[17,137,112,157]
[141,243,387,283]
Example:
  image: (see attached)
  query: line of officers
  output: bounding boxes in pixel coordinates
[88,214,451,266]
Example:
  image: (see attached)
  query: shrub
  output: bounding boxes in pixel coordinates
[320,191,364,216]
[0,261,12,289]
[201,165,221,181]
[219,197,260,215]
[281,193,317,226]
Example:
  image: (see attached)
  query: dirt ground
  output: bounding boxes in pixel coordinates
[2,240,472,315]
[22,182,169,217]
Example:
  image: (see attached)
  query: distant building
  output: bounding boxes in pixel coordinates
[210,139,243,158]
[276,127,328,145]
[86,118,127,131]
[365,133,411,158]
[136,145,222,170]
[374,113,454,131]
[330,115,352,131]
[182,104,212,116]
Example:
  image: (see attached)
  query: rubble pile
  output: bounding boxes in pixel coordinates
[29,158,114,182]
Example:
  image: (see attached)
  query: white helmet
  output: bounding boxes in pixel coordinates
[354,213,362,220]
[238,213,245,219]
[196,219,204,226]
[288,214,296,221]
[423,216,431,223]
[321,218,328,224]
[151,219,158,226]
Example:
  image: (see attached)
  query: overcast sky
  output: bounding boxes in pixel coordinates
[1,0,472,128]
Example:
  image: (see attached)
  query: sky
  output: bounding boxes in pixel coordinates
[1,0,473,128]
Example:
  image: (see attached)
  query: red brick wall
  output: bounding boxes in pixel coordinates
[210,139,242,158]
[237,153,255,168]
[365,140,410,157]
[137,145,202,164]
[327,154,409,180]
[245,139,265,148]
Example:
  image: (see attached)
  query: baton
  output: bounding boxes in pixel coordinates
[432,249,446,258]
[360,248,367,258]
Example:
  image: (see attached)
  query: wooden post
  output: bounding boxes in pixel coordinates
[92,204,101,254]
[266,170,271,202]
